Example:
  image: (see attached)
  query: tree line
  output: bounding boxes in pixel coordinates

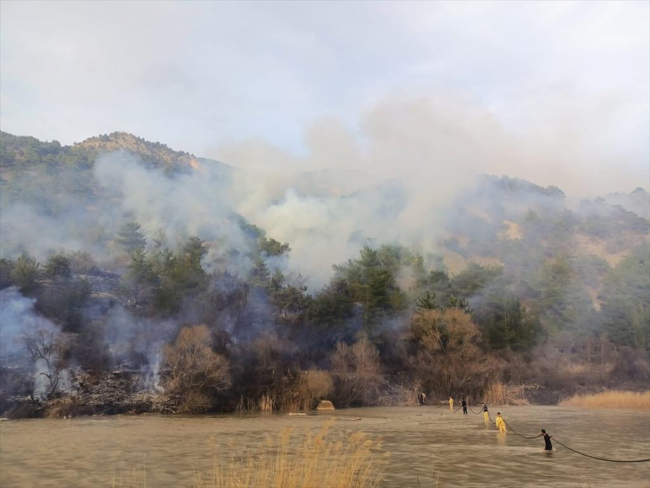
[1,218,648,414]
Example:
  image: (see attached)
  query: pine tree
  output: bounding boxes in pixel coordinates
[116,221,146,254]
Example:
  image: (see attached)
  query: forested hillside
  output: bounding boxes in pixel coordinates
[1,131,648,417]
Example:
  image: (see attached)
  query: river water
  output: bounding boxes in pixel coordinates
[1,406,649,487]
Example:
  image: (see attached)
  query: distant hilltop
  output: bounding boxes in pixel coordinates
[1,130,647,222]
[0,131,232,177]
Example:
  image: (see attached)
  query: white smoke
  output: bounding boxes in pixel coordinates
[0,288,57,360]
[0,287,69,399]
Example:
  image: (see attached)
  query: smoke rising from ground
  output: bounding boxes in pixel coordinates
[0,288,57,361]
[0,95,648,287]
[0,287,69,399]
[218,95,648,286]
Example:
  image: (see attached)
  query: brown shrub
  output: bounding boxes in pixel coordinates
[22,328,70,400]
[409,308,485,397]
[331,335,383,407]
[163,325,231,413]
[377,381,420,406]
[482,381,529,406]
[178,390,213,414]
[298,370,333,410]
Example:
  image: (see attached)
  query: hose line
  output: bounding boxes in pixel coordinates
[551,438,650,463]
[502,420,542,440]
[448,404,650,463]
[500,418,650,463]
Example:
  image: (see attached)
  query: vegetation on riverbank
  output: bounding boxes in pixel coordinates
[1,132,649,418]
[560,390,650,409]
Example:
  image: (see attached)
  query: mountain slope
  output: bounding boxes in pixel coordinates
[0,131,232,176]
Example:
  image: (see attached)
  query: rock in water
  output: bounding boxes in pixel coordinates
[316,400,335,411]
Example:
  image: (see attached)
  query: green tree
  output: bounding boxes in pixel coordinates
[446,295,472,314]
[0,258,15,289]
[124,248,158,304]
[450,263,503,299]
[416,291,440,310]
[333,246,397,331]
[10,253,40,294]
[599,245,650,352]
[151,228,168,250]
[258,237,290,257]
[306,279,355,345]
[116,221,146,254]
[250,256,270,288]
[535,254,593,331]
[168,237,208,291]
[485,297,540,351]
[44,254,72,280]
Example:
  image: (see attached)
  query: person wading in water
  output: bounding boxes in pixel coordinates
[449,397,454,411]
[482,403,489,423]
[541,429,553,452]
[462,398,468,415]
[495,412,506,432]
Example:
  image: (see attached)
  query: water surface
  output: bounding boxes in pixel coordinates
[1,406,649,487]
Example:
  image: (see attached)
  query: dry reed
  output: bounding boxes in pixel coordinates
[112,422,386,488]
[111,454,147,488]
[559,390,650,409]
[194,421,386,488]
[482,382,529,406]
[258,394,275,412]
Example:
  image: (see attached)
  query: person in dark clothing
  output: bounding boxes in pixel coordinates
[541,429,553,451]
[482,403,489,423]
[462,398,468,414]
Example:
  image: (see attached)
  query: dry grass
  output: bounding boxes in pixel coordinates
[483,382,529,406]
[258,394,275,412]
[376,383,420,407]
[112,422,386,488]
[111,455,147,488]
[560,390,650,409]
[194,422,386,488]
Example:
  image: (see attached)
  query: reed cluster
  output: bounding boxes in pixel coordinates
[194,422,386,488]
[112,422,386,488]
[560,390,650,409]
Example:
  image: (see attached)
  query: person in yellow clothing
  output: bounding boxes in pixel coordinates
[449,397,454,411]
[482,403,489,423]
[495,412,507,432]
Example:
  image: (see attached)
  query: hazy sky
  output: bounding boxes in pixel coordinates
[1,1,648,193]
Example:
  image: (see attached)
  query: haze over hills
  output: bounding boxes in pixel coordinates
[0,130,648,416]
[1,130,648,277]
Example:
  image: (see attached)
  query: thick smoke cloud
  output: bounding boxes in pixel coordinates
[0,203,87,261]
[94,153,233,241]
[1,95,647,288]
[220,96,648,286]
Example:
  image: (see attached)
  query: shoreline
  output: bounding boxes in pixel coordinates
[3,392,649,421]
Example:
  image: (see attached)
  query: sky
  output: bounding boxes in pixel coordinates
[1,1,648,195]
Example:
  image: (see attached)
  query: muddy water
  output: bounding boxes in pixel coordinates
[1,406,649,487]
